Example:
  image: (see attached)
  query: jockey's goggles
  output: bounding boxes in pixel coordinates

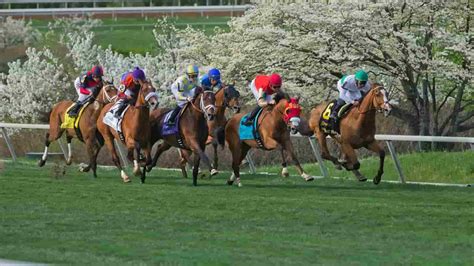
[187,74,198,78]
[356,80,367,86]
[271,85,281,90]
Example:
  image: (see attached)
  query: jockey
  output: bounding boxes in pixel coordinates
[114,67,147,118]
[330,70,371,127]
[200,68,223,91]
[243,73,282,126]
[68,65,104,117]
[167,64,200,126]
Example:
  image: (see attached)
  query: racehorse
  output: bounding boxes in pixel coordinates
[217,92,315,187]
[306,83,392,184]
[38,82,118,177]
[147,88,217,186]
[97,80,158,183]
[178,84,240,178]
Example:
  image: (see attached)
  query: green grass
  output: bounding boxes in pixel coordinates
[0,158,473,264]
[30,16,230,54]
[259,151,474,185]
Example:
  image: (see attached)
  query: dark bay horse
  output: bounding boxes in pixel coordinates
[147,89,217,186]
[306,84,392,184]
[217,93,315,187]
[38,82,118,177]
[178,85,240,177]
[97,80,158,183]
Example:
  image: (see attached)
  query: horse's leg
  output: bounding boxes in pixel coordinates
[282,139,314,182]
[366,141,385,185]
[38,127,65,167]
[340,143,359,170]
[210,142,219,176]
[65,134,73,165]
[129,141,142,177]
[104,137,130,183]
[147,142,172,172]
[317,131,342,169]
[140,143,153,184]
[187,140,212,179]
[228,143,250,187]
[178,149,191,179]
[192,152,200,186]
[280,147,289,178]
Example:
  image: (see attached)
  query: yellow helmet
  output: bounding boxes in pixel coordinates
[186,65,199,76]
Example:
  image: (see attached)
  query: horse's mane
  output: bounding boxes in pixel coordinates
[274,91,290,104]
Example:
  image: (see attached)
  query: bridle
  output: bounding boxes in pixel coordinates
[356,86,390,114]
[189,91,216,121]
[95,84,118,104]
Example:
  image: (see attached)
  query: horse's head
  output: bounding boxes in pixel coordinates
[99,81,119,104]
[282,97,302,134]
[223,84,241,113]
[194,87,216,121]
[371,84,392,117]
[139,80,159,110]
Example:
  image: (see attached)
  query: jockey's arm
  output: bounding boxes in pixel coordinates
[257,88,268,107]
[171,81,187,102]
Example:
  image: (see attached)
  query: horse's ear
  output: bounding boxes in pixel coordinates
[195,86,203,95]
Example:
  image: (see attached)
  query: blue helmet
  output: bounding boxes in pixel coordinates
[208,68,221,81]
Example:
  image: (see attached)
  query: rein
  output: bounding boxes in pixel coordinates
[355,86,388,114]
[95,84,118,105]
[189,91,216,120]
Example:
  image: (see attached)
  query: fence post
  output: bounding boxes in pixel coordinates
[308,137,329,178]
[57,139,68,161]
[1,127,17,162]
[385,140,406,184]
[114,140,129,168]
[245,151,256,174]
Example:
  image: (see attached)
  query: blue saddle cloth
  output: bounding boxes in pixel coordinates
[239,109,263,140]
[161,110,180,137]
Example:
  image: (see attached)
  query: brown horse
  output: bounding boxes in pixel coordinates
[97,80,158,183]
[306,83,392,184]
[38,82,119,177]
[147,89,217,186]
[217,93,315,187]
[178,84,241,177]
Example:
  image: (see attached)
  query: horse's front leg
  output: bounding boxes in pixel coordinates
[210,142,219,176]
[316,132,342,170]
[365,140,385,185]
[128,141,142,177]
[178,148,191,179]
[147,142,172,172]
[282,138,314,182]
[104,135,130,183]
[280,147,289,178]
[188,140,212,179]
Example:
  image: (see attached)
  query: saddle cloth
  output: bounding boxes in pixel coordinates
[60,102,90,129]
[239,108,263,141]
[103,104,130,135]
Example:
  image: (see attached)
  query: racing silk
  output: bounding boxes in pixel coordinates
[250,75,275,107]
[199,74,222,91]
[337,75,371,104]
[171,75,199,107]
[75,73,100,96]
[118,72,141,100]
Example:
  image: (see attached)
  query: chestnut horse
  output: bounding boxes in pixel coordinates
[147,89,217,186]
[97,80,158,183]
[38,82,118,177]
[306,84,392,184]
[178,84,241,178]
[217,92,315,187]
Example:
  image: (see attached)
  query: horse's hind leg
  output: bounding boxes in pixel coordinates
[65,134,73,165]
[210,142,219,176]
[104,136,130,183]
[282,139,314,182]
[38,127,65,167]
[280,147,289,178]
[130,141,142,177]
[228,143,250,187]
[317,131,342,169]
[366,141,385,185]
[147,142,172,172]
[178,149,191,179]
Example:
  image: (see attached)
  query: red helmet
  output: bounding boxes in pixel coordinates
[91,65,104,77]
[269,73,282,87]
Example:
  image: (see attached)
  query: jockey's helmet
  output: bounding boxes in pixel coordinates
[91,65,104,77]
[186,65,199,77]
[269,73,282,88]
[208,68,221,81]
[132,67,146,81]
[355,70,368,82]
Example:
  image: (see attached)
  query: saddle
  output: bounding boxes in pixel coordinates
[161,104,190,149]
[319,101,352,134]
[103,103,131,142]
[61,102,91,141]
[239,108,265,149]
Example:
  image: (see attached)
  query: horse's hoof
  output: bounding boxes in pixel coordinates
[133,169,142,177]
[210,168,219,176]
[237,182,243,187]
[123,178,131,183]
[121,171,131,183]
[305,176,315,182]
[281,167,289,178]
[281,172,290,178]
[358,177,368,182]
[373,176,381,185]
[78,163,89,172]
[227,180,234,186]
[38,160,45,167]
[335,164,343,170]
[66,158,73,166]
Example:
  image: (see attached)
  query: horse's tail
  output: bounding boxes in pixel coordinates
[215,125,226,148]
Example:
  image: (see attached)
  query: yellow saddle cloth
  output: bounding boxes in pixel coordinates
[60,102,90,129]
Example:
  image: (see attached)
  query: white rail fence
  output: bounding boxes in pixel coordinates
[1,122,473,183]
[0,5,250,18]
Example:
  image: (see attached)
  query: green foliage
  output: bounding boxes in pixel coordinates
[0,159,472,264]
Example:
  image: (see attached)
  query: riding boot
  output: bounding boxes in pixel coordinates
[329,99,344,131]
[243,106,261,126]
[114,100,127,118]
[167,106,181,126]
[68,101,83,117]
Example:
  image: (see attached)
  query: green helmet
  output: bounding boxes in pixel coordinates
[355,70,368,82]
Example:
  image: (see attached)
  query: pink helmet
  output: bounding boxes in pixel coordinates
[269,73,282,87]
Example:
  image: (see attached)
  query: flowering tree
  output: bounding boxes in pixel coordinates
[0,17,39,48]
